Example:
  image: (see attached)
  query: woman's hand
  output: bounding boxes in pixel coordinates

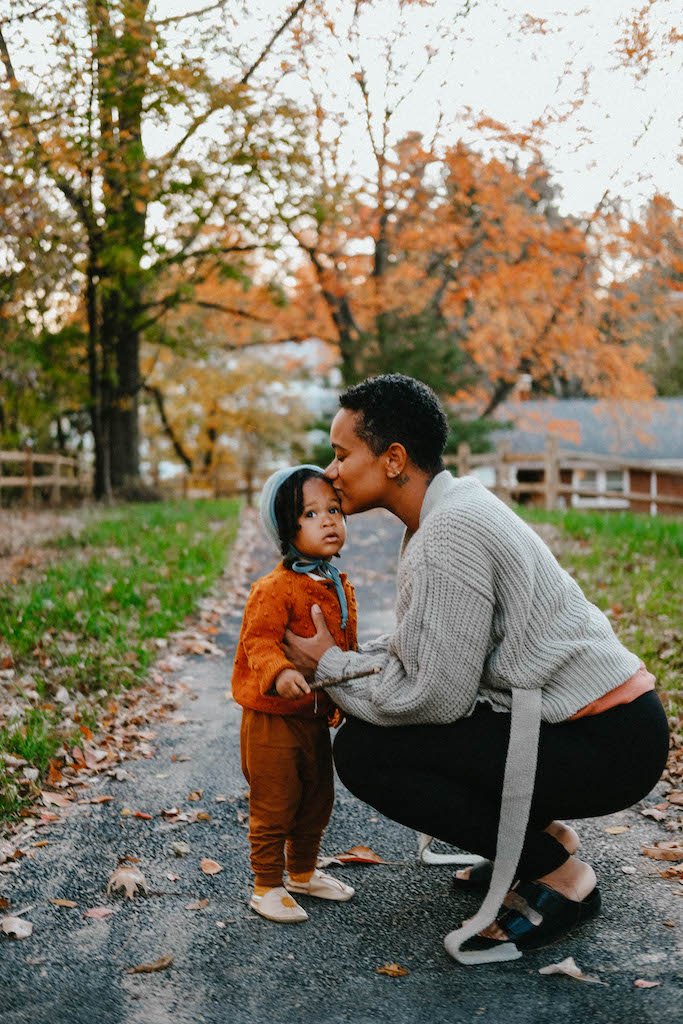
[283,604,335,677]
[274,668,311,699]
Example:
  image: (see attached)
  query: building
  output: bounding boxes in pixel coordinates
[486,397,683,514]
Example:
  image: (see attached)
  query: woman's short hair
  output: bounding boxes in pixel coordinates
[339,374,448,474]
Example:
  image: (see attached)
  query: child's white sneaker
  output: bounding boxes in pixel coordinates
[249,886,308,923]
[285,869,355,901]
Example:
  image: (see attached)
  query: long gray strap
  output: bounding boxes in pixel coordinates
[444,687,543,963]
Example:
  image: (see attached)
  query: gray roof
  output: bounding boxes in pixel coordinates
[492,398,683,461]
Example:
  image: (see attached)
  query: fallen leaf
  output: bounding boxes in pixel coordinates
[640,808,667,821]
[0,898,10,910]
[41,791,71,808]
[185,899,209,911]
[49,898,78,908]
[621,866,637,874]
[539,956,604,984]
[170,842,191,857]
[642,842,683,862]
[86,795,114,805]
[131,811,153,820]
[604,825,629,835]
[83,906,114,920]
[166,873,180,882]
[662,920,675,928]
[332,845,387,864]
[199,858,223,875]
[188,790,203,801]
[1,916,33,939]
[634,979,661,988]
[107,864,149,899]
[32,841,49,849]
[376,962,410,977]
[659,864,683,879]
[126,954,173,974]
[667,791,683,806]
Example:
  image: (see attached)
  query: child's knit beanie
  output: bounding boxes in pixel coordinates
[259,464,324,552]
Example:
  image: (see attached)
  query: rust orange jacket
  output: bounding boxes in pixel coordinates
[231,562,358,718]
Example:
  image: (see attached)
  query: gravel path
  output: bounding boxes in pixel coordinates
[0,508,680,1024]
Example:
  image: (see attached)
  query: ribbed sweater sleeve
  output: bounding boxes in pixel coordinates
[318,560,493,725]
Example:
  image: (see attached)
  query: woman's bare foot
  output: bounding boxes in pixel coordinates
[545,820,581,854]
[478,856,597,941]
[454,821,580,884]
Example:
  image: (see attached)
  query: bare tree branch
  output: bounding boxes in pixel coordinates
[152,0,227,28]
[240,0,308,85]
[143,382,194,470]
[3,0,55,24]
[0,25,94,232]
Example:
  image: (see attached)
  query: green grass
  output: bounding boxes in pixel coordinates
[520,507,683,713]
[0,499,241,824]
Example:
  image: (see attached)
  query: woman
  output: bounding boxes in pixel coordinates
[282,374,669,966]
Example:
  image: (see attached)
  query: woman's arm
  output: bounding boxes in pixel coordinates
[315,565,494,726]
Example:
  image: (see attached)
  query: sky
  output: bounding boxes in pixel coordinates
[5,0,681,218]
[278,0,682,218]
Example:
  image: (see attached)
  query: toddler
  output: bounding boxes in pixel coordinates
[231,465,357,923]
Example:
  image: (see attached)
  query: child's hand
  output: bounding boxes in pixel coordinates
[274,668,311,699]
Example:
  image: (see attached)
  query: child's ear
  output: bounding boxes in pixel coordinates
[384,442,408,479]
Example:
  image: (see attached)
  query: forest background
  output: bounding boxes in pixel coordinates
[0,0,681,500]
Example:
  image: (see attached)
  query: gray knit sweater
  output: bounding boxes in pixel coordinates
[317,471,642,963]
[318,471,640,723]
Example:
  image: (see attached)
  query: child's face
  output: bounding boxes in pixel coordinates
[294,477,346,559]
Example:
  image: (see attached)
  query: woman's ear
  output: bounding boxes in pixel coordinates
[384,442,408,479]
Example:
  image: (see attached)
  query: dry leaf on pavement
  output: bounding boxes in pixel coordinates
[185,899,209,911]
[199,858,223,875]
[327,845,387,865]
[539,957,605,984]
[375,963,409,977]
[41,791,71,807]
[170,842,191,857]
[49,899,78,908]
[1,916,33,939]
[604,825,629,835]
[126,954,173,975]
[642,842,683,862]
[83,906,115,920]
[634,979,662,988]
[107,864,149,899]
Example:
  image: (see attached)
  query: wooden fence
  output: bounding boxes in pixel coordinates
[0,450,84,507]
[445,437,683,515]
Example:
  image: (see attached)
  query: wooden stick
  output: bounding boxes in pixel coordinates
[309,666,381,691]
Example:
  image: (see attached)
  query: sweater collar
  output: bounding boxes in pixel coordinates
[400,470,458,557]
[419,469,458,527]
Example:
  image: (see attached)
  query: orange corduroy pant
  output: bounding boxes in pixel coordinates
[240,708,334,889]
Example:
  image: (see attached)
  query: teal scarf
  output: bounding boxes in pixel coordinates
[288,549,348,630]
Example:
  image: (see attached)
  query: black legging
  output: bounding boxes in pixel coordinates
[333,691,670,879]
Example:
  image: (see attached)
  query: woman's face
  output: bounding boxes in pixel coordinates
[325,408,389,515]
